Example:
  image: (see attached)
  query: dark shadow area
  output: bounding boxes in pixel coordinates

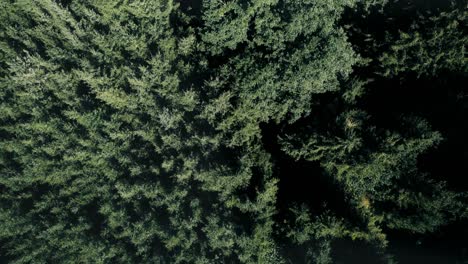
[0,242,10,264]
[361,72,468,263]
[332,239,388,264]
[177,0,203,16]
[260,122,348,219]
[363,73,468,190]
[386,221,468,264]
[342,0,463,43]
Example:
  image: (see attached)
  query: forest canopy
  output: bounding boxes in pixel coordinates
[0,0,467,263]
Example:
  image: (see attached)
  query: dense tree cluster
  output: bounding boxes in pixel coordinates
[0,0,466,263]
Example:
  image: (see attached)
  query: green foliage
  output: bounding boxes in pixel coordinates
[1,0,467,263]
[379,8,468,77]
